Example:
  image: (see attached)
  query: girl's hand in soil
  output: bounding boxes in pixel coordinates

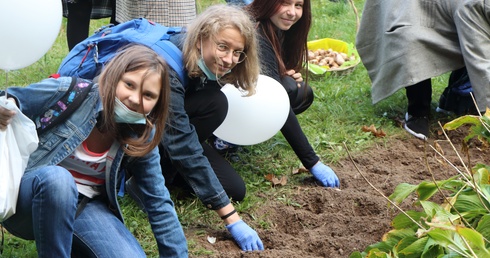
[226,219,264,251]
[285,69,303,88]
[310,161,340,188]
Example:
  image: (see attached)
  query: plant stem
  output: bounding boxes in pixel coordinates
[342,142,426,230]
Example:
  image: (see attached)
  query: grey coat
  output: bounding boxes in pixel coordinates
[356,0,490,111]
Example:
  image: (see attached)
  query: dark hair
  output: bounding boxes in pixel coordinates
[98,44,170,157]
[246,0,311,74]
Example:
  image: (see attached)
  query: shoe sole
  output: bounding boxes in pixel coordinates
[403,123,428,141]
[404,113,428,141]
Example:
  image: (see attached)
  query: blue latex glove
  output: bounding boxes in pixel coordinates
[226,219,264,251]
[310,162,340,188]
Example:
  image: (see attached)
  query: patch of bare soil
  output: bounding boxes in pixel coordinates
[185,126,490,258]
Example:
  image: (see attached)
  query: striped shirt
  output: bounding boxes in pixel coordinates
[59,140,108,198]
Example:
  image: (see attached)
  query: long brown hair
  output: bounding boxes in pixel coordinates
[98,44,170,157]
[246,0,311,75]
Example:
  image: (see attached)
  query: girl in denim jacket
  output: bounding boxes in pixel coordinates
[0,44,188,257]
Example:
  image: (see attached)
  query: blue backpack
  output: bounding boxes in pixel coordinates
[57,18,186,84]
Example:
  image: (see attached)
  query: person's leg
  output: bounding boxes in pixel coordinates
[406,79,432,117]
[66,0,92,50]
[291,83,314,115]
[281,77,314,115]
[109,0,117,25]
[404,79,432,140]
[280,108,319,169]
[184,87,228,143]
[2,166,78,258]
[454,0,490,112]
[163,143,246,201]
[202,143,246,201]
[72,199,146,257]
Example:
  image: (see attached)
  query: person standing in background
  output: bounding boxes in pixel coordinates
[63,0,116,50]
[115,0,196,27]
[355,0,490,141]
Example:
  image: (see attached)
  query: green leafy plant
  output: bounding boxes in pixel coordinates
[350,112,490,258]
[443,109,490,144]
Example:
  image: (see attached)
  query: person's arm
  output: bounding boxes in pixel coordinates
[258,34,306,96]
[217,203,264,251]
[162,71,264,250]
[126,147,188,257]
[257,34,282,82]
[162,71,230,209]
[1,77,74,121]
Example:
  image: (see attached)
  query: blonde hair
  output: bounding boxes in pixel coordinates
[183,4,260,95]
[98,44,170,157]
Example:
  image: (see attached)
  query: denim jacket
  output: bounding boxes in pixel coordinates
[160,70,230,210]
[2,77,188,257]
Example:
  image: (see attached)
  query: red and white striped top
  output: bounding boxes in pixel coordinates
[60,141,109,198]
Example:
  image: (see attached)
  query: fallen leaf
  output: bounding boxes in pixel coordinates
[434,141,444,155]
[292,167,309,175]
[361,124,386,138]
[264,174,288,186]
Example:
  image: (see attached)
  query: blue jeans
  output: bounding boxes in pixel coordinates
[3,166,148,257]
[72,199,146,257]
[2,166,78,258]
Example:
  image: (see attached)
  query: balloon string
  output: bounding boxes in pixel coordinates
[5,70,8,99]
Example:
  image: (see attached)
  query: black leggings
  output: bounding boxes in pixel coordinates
[280,77,319,169]
[169,78,317,200]
[66,0,117,50]
[167,84,246,201]
[406,79,432,117]
[66,0,92,50]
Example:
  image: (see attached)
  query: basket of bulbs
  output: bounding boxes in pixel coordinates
[306,37,360,76]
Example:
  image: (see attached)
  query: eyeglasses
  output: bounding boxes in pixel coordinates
[215,43,247,64]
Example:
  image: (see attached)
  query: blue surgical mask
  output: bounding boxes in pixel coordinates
[198,39,231,81]
[114,97,147,124]
[197,58,218,81]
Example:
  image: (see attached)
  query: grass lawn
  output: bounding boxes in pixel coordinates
[0,0,452,257]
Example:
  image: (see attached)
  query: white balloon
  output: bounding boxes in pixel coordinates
[214,74,290,145]
[0,0,62,70]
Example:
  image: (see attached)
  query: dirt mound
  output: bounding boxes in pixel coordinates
[186,127,490,258]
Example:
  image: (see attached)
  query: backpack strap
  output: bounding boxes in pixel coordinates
[35,77,94,133]
[155,26,187,86]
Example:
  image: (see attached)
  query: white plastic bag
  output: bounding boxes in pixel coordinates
[0,96,39,222]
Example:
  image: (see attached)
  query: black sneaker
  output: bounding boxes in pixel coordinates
[404,113,429,141]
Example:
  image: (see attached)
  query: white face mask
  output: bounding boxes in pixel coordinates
[114,97,147,124]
